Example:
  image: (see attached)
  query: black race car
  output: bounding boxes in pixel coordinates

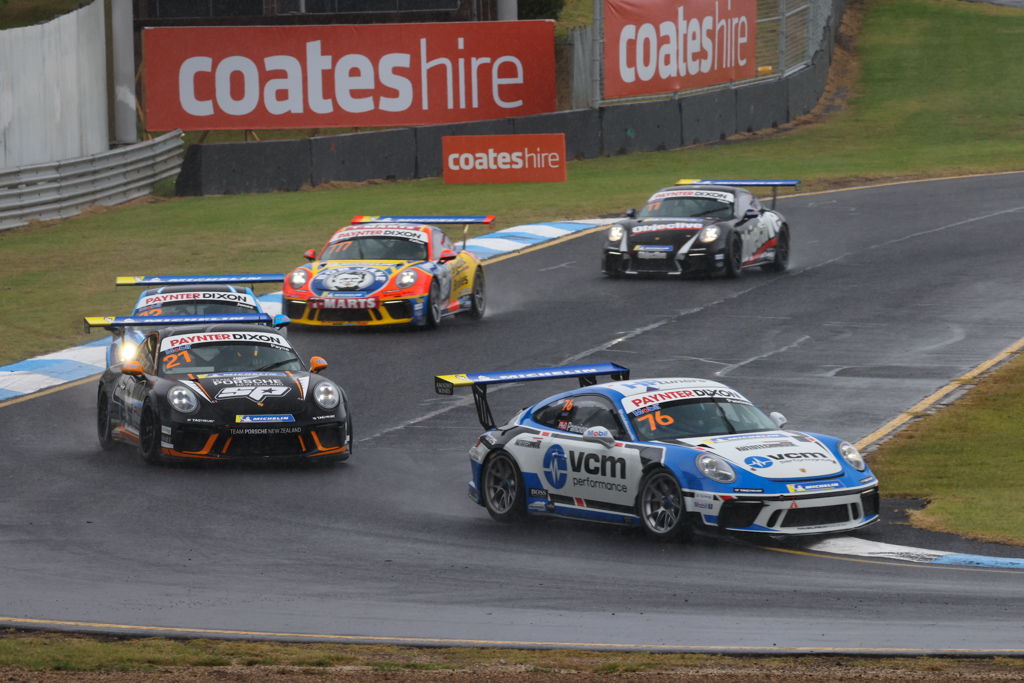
[95,322,351,465]
[602,179,798,278]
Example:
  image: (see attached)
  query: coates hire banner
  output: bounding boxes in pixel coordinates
[604,0,757,99]
[143,21,556,131]
[443,134,566,184]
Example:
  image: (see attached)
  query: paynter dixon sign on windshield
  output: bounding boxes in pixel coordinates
[604,0,757,99]
[143,21,556,130]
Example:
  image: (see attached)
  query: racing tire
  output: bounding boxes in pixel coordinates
[97,390,115,451]
[761,225,790,273]
[423,280,443,329]
[637,468,692,541]
[468,269,486,320]
[481,451,527,522]
[138,405,166,465]
[723,234,743,279]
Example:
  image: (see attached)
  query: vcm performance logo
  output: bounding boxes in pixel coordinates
[543,444,568,489]
[443,133,566,185]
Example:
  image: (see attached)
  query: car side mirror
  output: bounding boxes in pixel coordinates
[741,208,760,222]
[303,248,317,261]
[272,314,290,329]
[581,426,616,448]
[121,360,145,377]
[769,411,787,428]
[438,249,458,264]
[625,208,637,218]
[309,356,328,374]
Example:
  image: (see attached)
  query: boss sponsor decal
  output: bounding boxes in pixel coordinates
[216,385,291,402]
[624,387,743,409]
[529,488,549,498]
[631,222,703,234]
[787,481,841,493]
[161,331,289,352]
[235,414,295,423]
[139,291,256,308]
[330,227,429,243]
[651,188,733,201]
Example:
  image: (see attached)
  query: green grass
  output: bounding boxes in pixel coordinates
[3,0,1023,366]
[0,0,79,29]
[870,352,1024,545]
[3,631,1024,675]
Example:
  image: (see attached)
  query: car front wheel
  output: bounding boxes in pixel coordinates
[637,469,691,541]
[762,224,790,273]
[138,405,165,465]
[723,234,743,278]
[97,390,115,451]
[468,269,486,320]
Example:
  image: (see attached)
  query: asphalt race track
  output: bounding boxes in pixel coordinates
[2,173,1024,653]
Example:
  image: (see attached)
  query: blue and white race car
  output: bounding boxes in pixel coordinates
[85,274,289,366]
[436,364,880,539]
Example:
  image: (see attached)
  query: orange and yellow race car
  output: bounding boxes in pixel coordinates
[282,216,489,328]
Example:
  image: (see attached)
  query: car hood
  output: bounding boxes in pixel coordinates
[675,430,844,479]
[181,372,311,418]
[308,260,416,297]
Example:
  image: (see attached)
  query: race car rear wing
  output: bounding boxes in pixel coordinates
[435,362,631,430]
[83,313,280,333]
[115,274,285,286]
[673,179,800,208]
[351,215,496,249]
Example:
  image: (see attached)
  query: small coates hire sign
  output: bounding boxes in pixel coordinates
[143,21,556,130]
[442,133,567,184]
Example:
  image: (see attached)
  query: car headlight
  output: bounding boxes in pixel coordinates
[288,268,310,289]
[313,381,341,410]
[696,452,736,483]
[117,340,138,363]
[608,225,625,242]
[839,441,866,471]
[698,226,720,243]
[168,386,199,414]
[395,268,419,288]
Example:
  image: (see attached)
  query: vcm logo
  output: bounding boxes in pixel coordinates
[216,386,291,404]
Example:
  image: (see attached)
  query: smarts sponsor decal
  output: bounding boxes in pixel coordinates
[604,0,757,99]
[144,21,556,130]
[443,133,566,184]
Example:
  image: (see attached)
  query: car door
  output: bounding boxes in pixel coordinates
[430,229,456,305]
[531,395,644,512]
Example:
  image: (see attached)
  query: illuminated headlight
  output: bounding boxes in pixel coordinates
[288,268,310,289]
[313,381,341,410]
[608,225,625,242]
[118,340,138,363]
[395,268,419,288]
[698,226,720,243]
[696,453,736,483]
[839,441,866,471]
[168,386,199,414]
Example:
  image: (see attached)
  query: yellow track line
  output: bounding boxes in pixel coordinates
[2,615,1024,653]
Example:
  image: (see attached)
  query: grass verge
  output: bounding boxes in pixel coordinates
[2,0,1024,365]
[2,630,1024,677]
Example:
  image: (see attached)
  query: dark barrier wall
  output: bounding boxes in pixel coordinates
[176,4,842,196]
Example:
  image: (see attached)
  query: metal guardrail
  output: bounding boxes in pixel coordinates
[0,130,184,231]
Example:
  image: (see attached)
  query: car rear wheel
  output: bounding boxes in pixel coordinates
[138,405,165,465]
[97,391,115,451]
[637,469,691,541]
[724,234,743,278]
[482,451,526,522]
[468,269,486,320]
[762,224,790,273]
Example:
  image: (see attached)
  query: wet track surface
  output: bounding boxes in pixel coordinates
[2,173,1024,652]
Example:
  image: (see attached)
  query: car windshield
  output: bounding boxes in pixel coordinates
[321,237,427,261]
[638,196,734,219]
[159,342,302,375]
[629,398,777,441]
[136,301,256,316]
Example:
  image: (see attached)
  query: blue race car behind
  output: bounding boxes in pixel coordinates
[436,363,879,540]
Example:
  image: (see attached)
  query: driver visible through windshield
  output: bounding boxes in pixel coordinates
[628,397,777,441]
[639,189,735,220]
[321,236,428,262]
